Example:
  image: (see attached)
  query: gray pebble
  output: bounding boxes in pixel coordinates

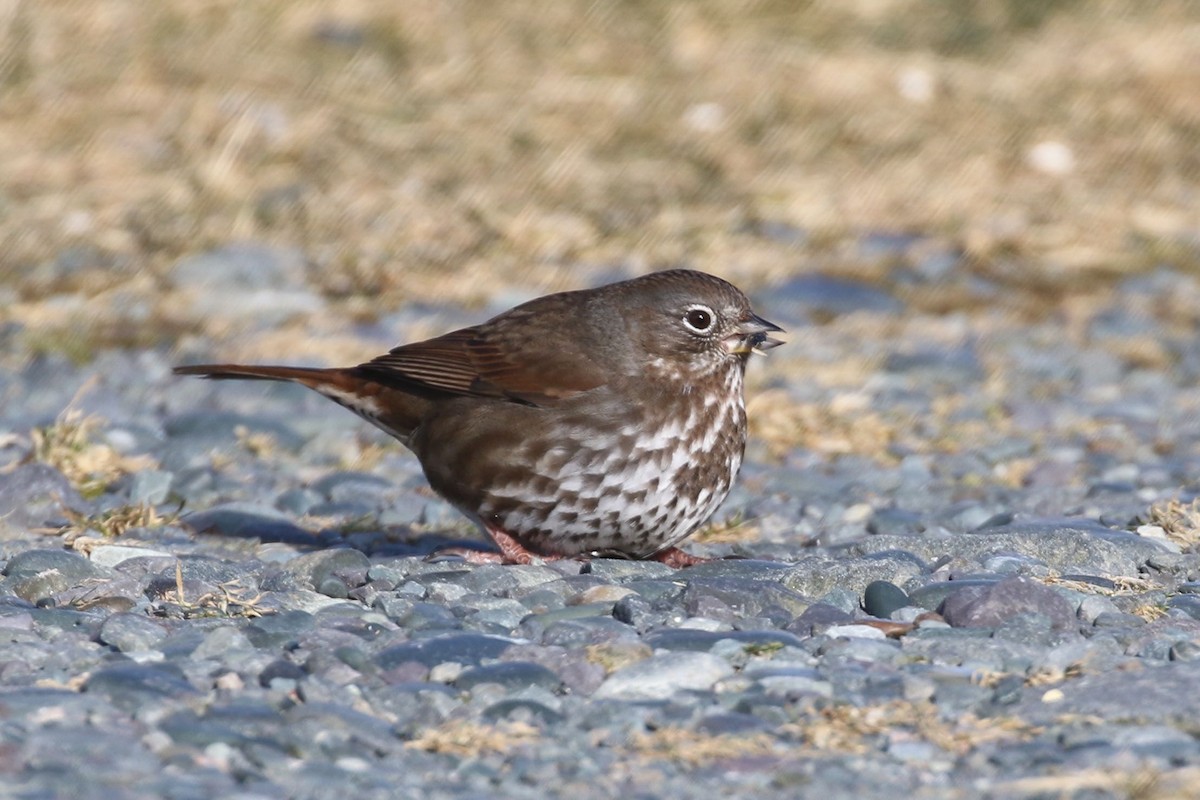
[593,652,734,700]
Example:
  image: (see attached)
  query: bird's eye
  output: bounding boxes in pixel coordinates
[682,306,715,333]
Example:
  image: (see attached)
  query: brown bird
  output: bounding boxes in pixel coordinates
[175,269,782,567]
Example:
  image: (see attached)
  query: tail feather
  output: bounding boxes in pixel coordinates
[173,363,424,442]
[173,364,336,384]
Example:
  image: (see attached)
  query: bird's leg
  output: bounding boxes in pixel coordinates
[485,525,538,565]
[485,524,574,565]
[649,547,711,569]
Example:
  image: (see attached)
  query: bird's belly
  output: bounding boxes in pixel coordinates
[468,388,746,557]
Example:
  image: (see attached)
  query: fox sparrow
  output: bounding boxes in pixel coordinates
[176,269,782,567]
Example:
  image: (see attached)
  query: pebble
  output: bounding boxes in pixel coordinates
[593,652,734,700]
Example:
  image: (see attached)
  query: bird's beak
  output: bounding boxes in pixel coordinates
[726,312,784,356]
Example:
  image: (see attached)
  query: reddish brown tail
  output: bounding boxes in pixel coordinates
[173,363,425,441]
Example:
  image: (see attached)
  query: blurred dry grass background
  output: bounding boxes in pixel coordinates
[2,0,1199,349]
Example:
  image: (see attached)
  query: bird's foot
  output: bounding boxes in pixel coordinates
[485,525,571,565]
[649,547,711,569]
[427,547,507,564]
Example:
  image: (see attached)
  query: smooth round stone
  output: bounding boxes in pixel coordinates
[682,577,809,619]
[677,559,792,581]
[463,598,529,631]
[98,613,169,653]
[788,603,855,635]
[182,503,313,544]
[5,549,108,583]
[536,617,639,647]
[862,581,909,618]
[376,633,516,670]
[5,552,114,604]
[940,577,1076,631]
[867,507,925,536]
[643,629,806,653]
[317,577,350,599]
[438,565,559,595]
[621,579,687,604]
[817,587,859,614]
[89,545,174,569]
[1166,595,1200,621]
[823,624,887,641]
[481,699,565,725]
[454,661,562,692]
[244,610,316,648]
[782,553,924,599]
[519,589,566,614]
[166,555,255,588]
[582,560,676,581]
[391,601,459,632]
[611,594,660,630]
[191,626,256,661]
[593,652,734,700]
[1077,595,1121,624]
[84,663,197,711]
[274,548,369,594]
[906,578,1003,611]
[521,602,615,628]
[311,471,393,501]
[748,671,835,695]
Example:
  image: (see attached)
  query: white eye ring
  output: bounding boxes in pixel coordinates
[682,304,716,334]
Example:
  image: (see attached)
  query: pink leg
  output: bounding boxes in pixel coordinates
[650,547,711,569]
[487,526,539,565]
[486,523,574,565]
[430,525,568,565]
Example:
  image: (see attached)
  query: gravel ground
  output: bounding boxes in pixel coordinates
[4,249,1200,799]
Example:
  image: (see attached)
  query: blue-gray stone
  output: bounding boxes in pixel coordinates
[376,633,517,670]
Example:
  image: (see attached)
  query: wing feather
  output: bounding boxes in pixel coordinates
[354,314,606,405]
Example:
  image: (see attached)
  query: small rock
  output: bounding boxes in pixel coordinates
[593,652,734,700]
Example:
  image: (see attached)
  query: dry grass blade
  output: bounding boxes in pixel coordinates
[625,727,778,766]
[45,503,178,550]
[405,720,540,756]
[156,573,267,620]
[29,410,158,499]
[784,702,1040,757]
[1142,499,1200,552]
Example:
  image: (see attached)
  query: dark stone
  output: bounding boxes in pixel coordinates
[481,699,565,726]
[245,610,316,648]
[862,581,909,618]
[182,503,315,544]
[454,661,562,692]
[259,659,307,687]
[84,663,197,711]
[940,577,1076,631]
[4,549,108,582]
[376,633,516,670]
